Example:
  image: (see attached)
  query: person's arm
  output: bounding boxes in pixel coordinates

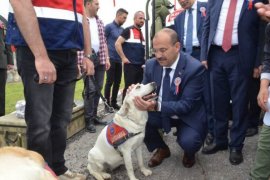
[82,10,94,75]
[258,78,270,111]
[115,36,130,64]
[133,59,157,111]
[200,0,211,69]
[5,44,14,70]
[161,65,205,115]
[105,43,111,70]
[10,0,56,84]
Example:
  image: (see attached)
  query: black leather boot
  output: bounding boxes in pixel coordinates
[85,118,96,133]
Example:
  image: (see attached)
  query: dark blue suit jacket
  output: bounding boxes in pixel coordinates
[173,2,207,49]
[142,52,207,137]
[200,0,265,75]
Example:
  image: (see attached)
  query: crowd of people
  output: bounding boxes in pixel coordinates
[1,0,270,179]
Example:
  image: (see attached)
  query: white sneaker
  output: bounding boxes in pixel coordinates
[58,170,86,180]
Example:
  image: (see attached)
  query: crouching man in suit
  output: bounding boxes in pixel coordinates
[133,28,207,168]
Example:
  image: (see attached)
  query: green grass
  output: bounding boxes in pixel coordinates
[6,76,124,114]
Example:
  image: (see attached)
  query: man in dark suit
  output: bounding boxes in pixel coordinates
[200,0,266,165]
[133,28,206,168]
[0,15,13,116]
[173,0,207,59]
[173,0,214,144]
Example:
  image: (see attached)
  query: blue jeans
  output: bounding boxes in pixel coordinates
[16,46,77,175]
[83,64,105,121]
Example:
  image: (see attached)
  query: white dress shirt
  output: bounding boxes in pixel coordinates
[183,1,200,47]
[88,17,100,53]
[213,0,244,46]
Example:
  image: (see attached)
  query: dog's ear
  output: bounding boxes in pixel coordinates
[117,98,130,116]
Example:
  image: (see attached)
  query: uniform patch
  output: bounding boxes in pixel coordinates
[106,122,129,147]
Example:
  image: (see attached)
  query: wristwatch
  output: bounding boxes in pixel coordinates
[84,54,92,60]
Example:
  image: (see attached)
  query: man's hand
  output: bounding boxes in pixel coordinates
[82,57,95,75]
[105,58,111,70]
[122,57,130,64]
[258,87,269,111]
[253,66,262,78]
[35,56,56,84]
[255,2,270,22]
[257,79,270,111]
[133,96,157,111]
[201,60,208,69]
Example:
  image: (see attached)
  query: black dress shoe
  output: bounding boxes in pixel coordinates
[86,123,96,133]
[246,128,258,137]
[202,143,228,154]
[229,149,243,165]
[205,133,214,145]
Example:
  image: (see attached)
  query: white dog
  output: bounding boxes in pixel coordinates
[87,82,156,180]
[0,146,57,180]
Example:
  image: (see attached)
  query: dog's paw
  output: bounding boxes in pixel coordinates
[101,172,111,179]
[141,168,152,176]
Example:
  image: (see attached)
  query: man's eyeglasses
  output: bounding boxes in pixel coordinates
[151,48,169,55]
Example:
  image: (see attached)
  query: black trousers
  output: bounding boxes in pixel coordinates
[16,47,77,175]
[209,45,249,150]
[122,63,143,101]
[83,64,105,121]
[104,61,122,105]
[0,69,7,116]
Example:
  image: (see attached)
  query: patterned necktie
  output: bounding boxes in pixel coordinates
[162,68,172,101]
[222,0,237,52]
[185,8,193,54]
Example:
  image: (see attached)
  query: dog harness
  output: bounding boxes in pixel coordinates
[106,121,141,148]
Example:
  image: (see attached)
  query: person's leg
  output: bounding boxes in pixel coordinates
[0,69,7,116]
[246,77,261,136]
[134,64,144,84]
[204,70,215,144]
[111,62,122,107]
[144,112,168,152]
[144,112,171,168]
[250,124,270,180]
[177,121,203,168]
[104,61,115,104]
[177,122,203,156]
[92,65,105,117]
[122,64,138,101]
[83,75,96,131]
[16,46,54,166]
[228,59,249,151]
[49,50,77,175]
[210,48,230,147]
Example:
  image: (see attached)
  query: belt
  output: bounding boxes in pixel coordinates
[211,45,239,50]
[182,46,200,52]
